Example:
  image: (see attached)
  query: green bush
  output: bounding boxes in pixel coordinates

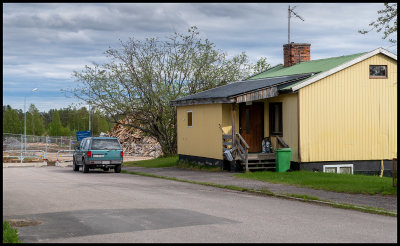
[3,221,22,243]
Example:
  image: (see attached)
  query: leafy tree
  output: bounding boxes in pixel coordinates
[24,104,44,135]
[71,26,255,155]
[3,106,23,134]
[26,111,34,135]
[252,57,271,75]
[33,111,45,136]
[90,109,111,136]
[359,3,397,44]
[48,110,64,136]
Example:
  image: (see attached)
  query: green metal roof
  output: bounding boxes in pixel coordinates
[248,52,367,90]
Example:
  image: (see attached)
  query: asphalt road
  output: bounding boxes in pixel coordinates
[3,166,397,243]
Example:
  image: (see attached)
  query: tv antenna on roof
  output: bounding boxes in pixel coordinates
[288,5,304,44]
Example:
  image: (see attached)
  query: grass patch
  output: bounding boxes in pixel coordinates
[286,193,321,201]
[3,221,22,243]
[234,171,397,195]
[176,160,221,172]
[123,155,221,172]
[234,170,396,196]
[123,155,179,168]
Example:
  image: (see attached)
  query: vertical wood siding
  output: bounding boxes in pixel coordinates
[177,104,223,160]
[264,94,299,162]
[221,104,239,135]
[299,54,397,162]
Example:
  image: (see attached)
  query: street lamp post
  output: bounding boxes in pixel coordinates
[24,88,38,157]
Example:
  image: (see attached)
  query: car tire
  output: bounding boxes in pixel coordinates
[114,164,121,173]
[73,158,79,172]
[83,162,89,173]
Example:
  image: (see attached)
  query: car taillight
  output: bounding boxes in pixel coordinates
[87,151,91,157]
[120,151,123,158]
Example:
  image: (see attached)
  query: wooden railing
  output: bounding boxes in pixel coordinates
[235,133,249,172]
[222,133,249,172]
[222,134,233,152]
[275,135,289,148]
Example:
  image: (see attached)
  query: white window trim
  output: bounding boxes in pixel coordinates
[187,111,193,128]
[323,164,354,174]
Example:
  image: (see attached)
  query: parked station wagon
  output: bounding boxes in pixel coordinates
[73,137,123,173]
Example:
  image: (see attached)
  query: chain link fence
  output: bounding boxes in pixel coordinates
[3,133,76,163]
[3,133,161,163]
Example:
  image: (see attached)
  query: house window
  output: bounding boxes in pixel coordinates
[187,111,193,127]
[245,109,250,134]
[269,103,282,136]
[369,65,387,78]
[323,164,353,174]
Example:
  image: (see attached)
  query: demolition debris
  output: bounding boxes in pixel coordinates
[107,118,163,158]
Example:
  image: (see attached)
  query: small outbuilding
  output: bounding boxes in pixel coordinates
[170,43,397,176]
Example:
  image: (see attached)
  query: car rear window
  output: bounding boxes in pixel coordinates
[91,139,121,150]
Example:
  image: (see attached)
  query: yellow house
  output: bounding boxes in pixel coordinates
[170,44,397,176]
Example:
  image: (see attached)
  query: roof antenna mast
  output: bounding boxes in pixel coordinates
[288,5,304,44]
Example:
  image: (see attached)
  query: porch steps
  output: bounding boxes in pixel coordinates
[236,153,276,171]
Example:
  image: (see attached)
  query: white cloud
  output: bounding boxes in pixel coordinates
[3,3,397,111]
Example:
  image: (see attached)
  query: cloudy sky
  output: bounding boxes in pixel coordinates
[3,3,397,112]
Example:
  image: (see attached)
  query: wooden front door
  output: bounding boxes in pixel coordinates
[239,102,264,153]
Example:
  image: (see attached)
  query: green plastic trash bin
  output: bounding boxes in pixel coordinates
[275,148,292,172]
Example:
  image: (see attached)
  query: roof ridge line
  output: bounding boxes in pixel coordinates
[246,72,316,82]
[244,63,283,80]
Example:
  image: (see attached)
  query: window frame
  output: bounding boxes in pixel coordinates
[323,164,354,174]
[269,102,283,136]
[80,139,87,150]
[369,65,388,79]
[187,111,193,128]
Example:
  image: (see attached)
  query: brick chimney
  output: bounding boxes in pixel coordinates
[283,43,311,67]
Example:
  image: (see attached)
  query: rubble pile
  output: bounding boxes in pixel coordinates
[3,137,22,149]
[107,118,163,158]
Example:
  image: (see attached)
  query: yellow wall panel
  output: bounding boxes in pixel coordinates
[264,93,299,162]
[177,104,223,160]
[299,54,397,162]
[221,103,239,135]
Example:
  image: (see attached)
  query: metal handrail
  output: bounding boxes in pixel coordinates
[3,150,45,162]
[56,150,75,162]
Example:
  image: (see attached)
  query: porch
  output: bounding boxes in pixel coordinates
[223,133,289,172]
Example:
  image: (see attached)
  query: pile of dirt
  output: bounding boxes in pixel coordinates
[107,118,163,158]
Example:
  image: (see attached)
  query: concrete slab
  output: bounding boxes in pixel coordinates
[3,162,47,168]
[55,161,73,168]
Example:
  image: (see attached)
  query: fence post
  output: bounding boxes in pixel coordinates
[20,134,23,163]
[69,138,71,151]
[45,136,48,160]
